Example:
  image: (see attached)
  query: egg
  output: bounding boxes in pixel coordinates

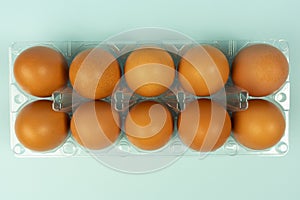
[15,100,69,151]
[70,101,120,150]
[14,46,68,97]
[232,99,285,150]
[125,101,173,151]
[69,48,121,99]
[178,45,230,96]
[124,47,175,97]
[178,99,231,152]
[232,44,289,96]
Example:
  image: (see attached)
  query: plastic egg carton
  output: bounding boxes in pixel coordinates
[9,39,290,158]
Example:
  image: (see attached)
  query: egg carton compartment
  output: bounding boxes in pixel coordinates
[9,40,290,158]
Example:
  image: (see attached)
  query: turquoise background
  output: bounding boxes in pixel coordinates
[0,0,299,199]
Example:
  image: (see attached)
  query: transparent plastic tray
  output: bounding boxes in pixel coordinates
[9,39,290,158]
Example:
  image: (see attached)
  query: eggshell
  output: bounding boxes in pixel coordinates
[125,101,173,150]
[178,45,230,96]
[15,100,69,151]
[124,47,175,97]
[232,44,289,96]
[69,48,121,99]
[232,99,285,150]
[178,99,231,152]
[14,46,68,97]
[70,101,120,150]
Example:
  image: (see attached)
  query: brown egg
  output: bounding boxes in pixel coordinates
[69,48,121,99]
[14,46,68,97]
[178,45,230,96]
[70,101,120,150]
[232,44,289,96]
[232,99,285,150]
[125,101,173,150]
[124,47,175,97]
[178,99,231,152]
[15,100,69,151]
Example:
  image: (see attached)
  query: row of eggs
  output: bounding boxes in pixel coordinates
[14,43,289,99]
[13,43,289,153]
[14,98,286,153]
